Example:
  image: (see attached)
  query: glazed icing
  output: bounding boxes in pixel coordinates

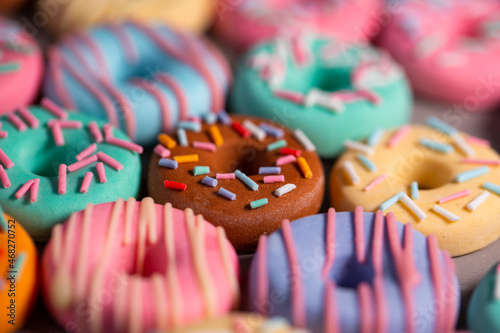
[232,36,412,158]
[44,21,231,145]
[0,106,141,240]
[248,208,460,333]
[41,199,239,333]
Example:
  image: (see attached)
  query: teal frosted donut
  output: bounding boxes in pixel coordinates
[0,104,141,240]
[468,262,500,332]
[231,36,413,158]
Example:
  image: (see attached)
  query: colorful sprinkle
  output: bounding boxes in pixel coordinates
[264,175,285,184]
[259,167,281,175]
[387,125,411,148]
[0,130,7,139]
[344,140,375,156]
[274,184,296,197]
[439,189,471,204]
[461,158,500,166]
[293,129,316,151]
[243,120,267,141]
[76,143,97,161]
[232,122,251,138]
[174,154,199,164]
[51,124,64,147]
[280,148,301,158]
[411,181,419,200]
[235,169,259,191]
[164,180,187,191]
[0,61,20,73]
[218,187,236,200]
[267,139,287,152]
[483,182,500,196]
[177,128,188,146]
[153,144,170,158]
[452,134,474,157]
[201,176,217,187]
[88,121,103,143]
[203,113,217,125]
[379,192,404,211]
[0,148,14,169]
[30,178,40,203]
[107,137,143,153]
[363,174,387,192]
[15,179,34,199]
[158,133,176,149]
[356,154,377,173]
[103,124,114,140]
[420,138,454,154]
[193,141,217,152]
[48,120,83,129]
[466,190,490,211]
[260,123,285,139]
[209,125,224,147]
[58,164,66,194]
[426,116,457,136]
[7,113,27,131]
[68,155,98,173]
[193,166,210,176]
[96,162,106,183]
[17,107,39,128]
[367,128,384,147]
[297,157,312,179]
[80,172,93,193]
[455,166,489,183]
[178,121,201,132]
[400,193,427,221]
[342,161,360,186]
[250,198,268,209]
[97,152,123,171]
[41,97,68,119]
[276,154,297,166]
[216,173,235,180]
[432,205,460,222]
[273,89,304,104]
[0,165,10,188]
[466,135,490,147]
[218,110,232,125]
[158,158,178,169]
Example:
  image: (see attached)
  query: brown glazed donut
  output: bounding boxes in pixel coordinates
[148,114,324,252]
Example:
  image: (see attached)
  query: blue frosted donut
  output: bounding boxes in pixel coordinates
[248,207,460,333]
[43,22,231,145]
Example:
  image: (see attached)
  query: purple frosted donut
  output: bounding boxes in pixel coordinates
[248,207,460,333]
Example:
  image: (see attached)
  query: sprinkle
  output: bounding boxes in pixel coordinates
[259,167,281,175]
[188,116,201,123]
[356,154,377,173]
[76,143,97,161]
[274,184,296,197]
[232,122,251,138]
[267,139,287,152]
[203,113,217,125]
[420,138,454,154]
[467,135,490,147]
[193,166,210,176]
[80,172,93,193]
[209,125,224,147]
[432,205,460,222]
[15,180,34,199]
[0,61,20,73]
[178,121,201,132]
[235,169,259,191]
[103,124,114,140]
[177,128,188,146]
[201,176,217,187]
[17,107,39,128]
[379,192,404,211]
[216,173,235,180]
[387,125,411,148]
[0,148,14,169]
[439,189,471,204]
[360,171,387,191]
[158,158,178,169]
[455,166,489,183]
[243,120,267,141]
[106,138,143,153]
[297,157,312,179]
[58,164,67,194]
[483,182,500,196]
[280,148,301,157]
[400,193,427,221]
[466,191,490,211]
[0,130,7,139]
[51,124,64,146]
[174,154,198,164]
[260,123,285,139]
[97,152,123,171]
[367,128,384,146]
[0,165,10,188]
[342,161,360,185]
[158,133,176,149]
[426,116,457,135]
[344,140,375,156]
[250,198,268,209]
[153,144,170,158]
[48,120,83,129]
[164,180,187,191]
[264,174,285,184]
[41,97,68,119]
[30,178,40,203]
[293,129,316,151]
[273,89,304,104]
[193,141,217,152]
[7,113,27,131]
[276,154,297,166]
[411,181,419,200]
[461,158,500,166]
[68,155,98,172]
[88,121,103,143]
[452,133,474,157]
[218,110,232,125]
[218,187,236,200]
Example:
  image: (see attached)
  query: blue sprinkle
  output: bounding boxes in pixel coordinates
[177,128,188,146]
[201,176,218,187]
[456,166,490,183]
[203,113,218,125]
[379,192,404,211]
[178,121,201,133]
[218,187,236,200]
[420,138,454,154]
[158,158,178,169]
[218,110,232,125]
[367,127,384,146]
[483,182,500,196]
[426,116,458,136]
[259,123,285,139]
[411,181,419,200]
[235,169,259,191]
[259,167,281,175]
[356,154,377,173]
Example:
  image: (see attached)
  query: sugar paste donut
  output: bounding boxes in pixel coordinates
[248,208,460,333]
[231,35,412,158]
[377,0,500,110]
[0,105,141,240]
[214,0,382,51]
[0,18,43,115]
[147,114,324,252]
[41,198,240,333]
[37,0,215,35]
[44,21,231,145]
[0,208,37,333]
[330,118,500,257]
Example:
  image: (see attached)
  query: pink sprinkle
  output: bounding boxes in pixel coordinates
[264,175,285,184]
[18,107,39,128]
[363,174,387,192]
[387,125,411,148]
[68,154,98,173]
[467,135,490,147]
[30,178,40,203]
[58,164,67,194]
[461,158,500,166]
[7,113,27,131]
[0,130,7,139]
[88,122,103,143]
[76,143,97,161]
[188,116,201,123]
[96,162,106,183]
[0,148,14,169]
[291,36,308,65]
[193,141,216,152]
[216,173,235,180]
[274,89,305,104]
[439,189,471,204]
[153,144,170,158]
[41,97,68,119]
[80,172,93,193]
[357,89,381,105]
[103,123,114,140]
[15,179,34,199]
[0,165,10,188]
[276,154,297,166]
[48,120,82,129]
[51,124,65,146]
[97,152,123,171]
[106,137,143,154]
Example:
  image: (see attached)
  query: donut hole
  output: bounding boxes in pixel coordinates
[391,159,454,190]
[308,68,353,93]
[215,142,275,176]
[22,146,76,178]
[333,257,375,289]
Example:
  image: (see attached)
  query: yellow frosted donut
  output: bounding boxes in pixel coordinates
[330,118,500,257]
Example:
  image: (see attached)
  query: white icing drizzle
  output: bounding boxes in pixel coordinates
[51,224,63,263]
[113,272,128,333]
[135,198,149,275]
[129,276,142,333]
[164,202,182,328]
[123,197,136,245]
[216,226,240,307]
[141,197,157,244]
[151,273,167,330]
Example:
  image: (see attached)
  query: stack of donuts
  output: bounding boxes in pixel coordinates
[1,0,500,332]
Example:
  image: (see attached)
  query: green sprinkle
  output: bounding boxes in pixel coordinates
[250,198,268,209]
[267,139,287,151]
[0,61,20,74]
[193,166,210,176]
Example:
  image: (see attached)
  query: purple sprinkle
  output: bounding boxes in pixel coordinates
[201,176,218,187]
[158,158,178,169]
[259,167,281,175]
[218,187,236,200]
[259,123,285,139]
[218,110,232,125]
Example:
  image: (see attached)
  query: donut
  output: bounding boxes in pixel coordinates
[214,0,382,51]
[0,105,142,240]
[0,0,27,12]
[0,18,43,115]
[329,118,500,257]
[43,21,231,145]
[147,114,324,252]
[377,0,500,110]
[248,207,460,332]
[41,198,240,333]
[231,35,412,158]
[0,208,37,333]
[37,0,215,36]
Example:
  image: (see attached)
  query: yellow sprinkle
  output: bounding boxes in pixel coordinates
[174,154,199,164]
[209,125,223,147]
[158,133,176,149]
[297,157,312,179]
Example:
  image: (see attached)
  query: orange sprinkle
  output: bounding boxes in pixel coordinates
[174,154,199,164]
[158,133,176,149]
[297,157,312,179]
[209,125,223,147]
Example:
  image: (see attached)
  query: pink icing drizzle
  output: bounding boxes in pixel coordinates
[358,282,374,333]
[427,234,444,333]
[324,280,339,333]
[321,208,336,279]
[256,235,268,316]
[354,206,366,263]
[107,25,137,63]
[155,73,189,121]
[131,79,172,132]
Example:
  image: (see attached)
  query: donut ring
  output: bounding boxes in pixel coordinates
[148,114,324,252]
[41,198,239,333]
[43,21,231,145]
[248,208,460,332]
[330,119,500,256]
[378,0,500,110]
[0,105,141,240]
[232,35,412,158]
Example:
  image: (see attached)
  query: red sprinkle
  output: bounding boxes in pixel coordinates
[232,122,251,138]
[280,148,302,158]
[164,180,187,191]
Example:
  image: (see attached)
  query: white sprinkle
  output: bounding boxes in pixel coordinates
[304,89,344,113]
[437,52,468,68]
[242,120,267,141]
[344,140,375,156]
[432,205,460,222]
[293,129,316,151]
[343,161,360,185]
[274,183,296,197]
[416,34,443,58]
[466,190,490,212]
[452,133,475,157]
[399,194,427,221]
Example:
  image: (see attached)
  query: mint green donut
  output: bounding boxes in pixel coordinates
[0,106,141,240]
[468,263,500,332]
[231,36,413,158]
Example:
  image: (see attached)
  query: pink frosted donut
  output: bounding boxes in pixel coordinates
[0,18,43,115]
[378,0,500,110]
[41,198,240,333]
[214,0,382,51]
